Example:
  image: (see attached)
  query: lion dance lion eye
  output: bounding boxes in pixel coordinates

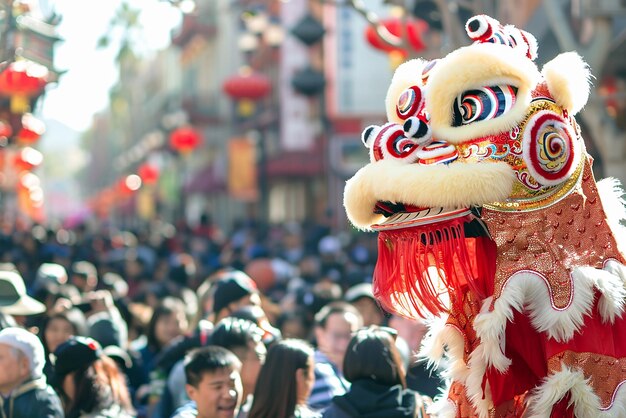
[452,84,518,126]
[396,86,425,120]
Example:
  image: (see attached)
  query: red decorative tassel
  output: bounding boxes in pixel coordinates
[372,214,496,318]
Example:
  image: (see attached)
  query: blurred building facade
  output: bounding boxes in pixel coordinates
[0,0,61,225]
[73,0,626,233]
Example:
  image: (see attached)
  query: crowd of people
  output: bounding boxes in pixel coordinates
[0,214,443,417]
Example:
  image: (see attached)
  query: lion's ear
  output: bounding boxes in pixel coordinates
[385,59,428,123]
[542,52,591,115]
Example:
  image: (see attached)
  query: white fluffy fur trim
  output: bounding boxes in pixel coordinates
[542,52,591,115]
[343,159,515,229]
[386,59,429,123]
[475,270,594,352]
[605,259,626,285]
[465,344,493,418]
[526,364,626,418]
[473,296,513,373]
[419,316,469,382]
[428,382,458,418]
[419,314,451,364]
[425,43,540,144]
[472,264,626,383]
[597,177,626,256]
[577,265,626,323]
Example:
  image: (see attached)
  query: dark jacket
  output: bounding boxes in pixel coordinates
[322,380,423,418]
[71,403,134,418]
[0,377,64,418]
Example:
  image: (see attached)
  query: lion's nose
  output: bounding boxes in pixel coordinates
[403,116,432,146]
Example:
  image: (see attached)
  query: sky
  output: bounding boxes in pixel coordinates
[39,0,182,133]
[32,0,182,219]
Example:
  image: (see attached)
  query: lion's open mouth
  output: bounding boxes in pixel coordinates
[370,202,495,318]
[372,201,491,239]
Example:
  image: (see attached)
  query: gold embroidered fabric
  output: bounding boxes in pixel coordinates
[547,351,626,409]
[482,159,625,308]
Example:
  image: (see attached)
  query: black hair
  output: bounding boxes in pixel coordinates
[343,325,406,388]
[208,317,264,353]
[40,308,87,354]
[184,345,242,388]
[146,297,186,350]
[229,305,264,326]
[314,301,362,329]
[247,339,314,418]
[55,355,134,418]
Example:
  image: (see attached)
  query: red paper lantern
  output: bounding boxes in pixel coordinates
[223,71,272,101]
[138,163,159,185]
[364,18,428,57]
[170,126,202,154]
[17,113,45,144]
[0,60,49,112]
[14,147,43,172]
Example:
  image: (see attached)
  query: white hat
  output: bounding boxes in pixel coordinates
[33,263,68,293]
[0,327,45,378]
[0,271,46,316]
[344,283,375,303]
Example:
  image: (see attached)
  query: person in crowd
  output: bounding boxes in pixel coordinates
[39,308,87,380]
[132,297,188,413]
[88,310,142,404]
[171,345,243,418]
[309,302,362,411]
[247,339,319,418]
[31,263,70,299]
[207,318,266,407]
[149,321,213,418]
[0,269,46,328]
[0,327,64,417]
[322,326,432,418]
[79,289,130,349]
[344,283,385,327]
[388,315,444,399]
[53,336,135,418]
[211,271,261,324]
[132,297,188,383]
[276,309,312,341]
[157,316,265,417]
[190,277,216,329]
[69,261,99,295]
[229,305,281,347]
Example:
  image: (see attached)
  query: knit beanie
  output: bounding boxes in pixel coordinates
[212,271,258,315]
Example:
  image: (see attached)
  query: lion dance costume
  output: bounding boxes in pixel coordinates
[344,14,626,417]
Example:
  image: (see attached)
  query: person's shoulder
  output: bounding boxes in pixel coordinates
[295,405,322,418]
[320,403,348,418]
[171,401,198,418]
[313,349,327,361]
[313,351,334,373]
[20,380,61,403]
[10,381,64,417]
[77,404,135,418]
